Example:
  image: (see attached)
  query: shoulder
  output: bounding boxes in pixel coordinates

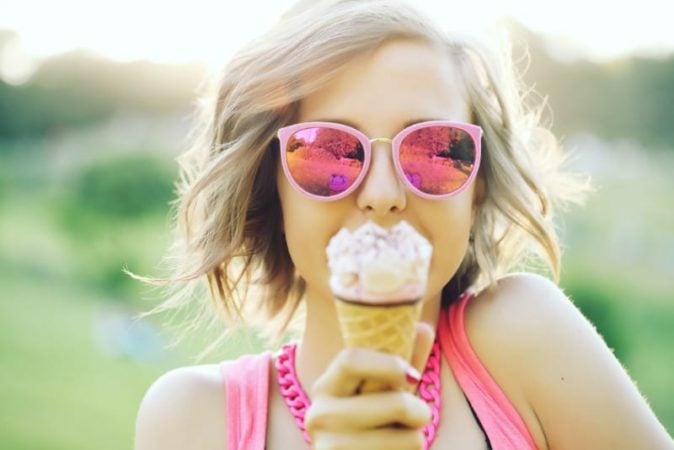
[134,364,227,450]
[461,272,566,448]
[465,272,674,449]
[464,272,572,355]
[463,272,573,384]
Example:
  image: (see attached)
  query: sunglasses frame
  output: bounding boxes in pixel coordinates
[277,120,482,201]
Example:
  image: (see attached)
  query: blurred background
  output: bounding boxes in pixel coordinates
[0,0,672,448]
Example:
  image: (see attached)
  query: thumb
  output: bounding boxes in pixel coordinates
[408,321,435,388]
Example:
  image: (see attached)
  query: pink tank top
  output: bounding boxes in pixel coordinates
[220,292,538,449]
[438,292,538,449]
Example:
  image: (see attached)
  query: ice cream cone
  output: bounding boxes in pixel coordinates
[326,221,432,393]
[335,298,421,362]
[336,298,422,393]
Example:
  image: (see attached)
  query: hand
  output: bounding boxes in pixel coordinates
[305,322,436,450]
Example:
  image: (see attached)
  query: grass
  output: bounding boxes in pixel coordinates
[0,271,162,450]
[0,266,270,449]
[0,195,262,449]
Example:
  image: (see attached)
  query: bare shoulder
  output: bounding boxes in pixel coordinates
[134,364,226,450]
[465,272,674,449]
[465,272,571,354]
[466,272,554,327]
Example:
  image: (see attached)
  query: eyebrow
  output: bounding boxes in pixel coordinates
[312,118,442,130]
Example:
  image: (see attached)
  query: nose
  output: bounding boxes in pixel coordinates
[355,139,407,216]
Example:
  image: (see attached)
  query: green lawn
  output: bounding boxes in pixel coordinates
[0,270,158,450]
[0,266,268,450]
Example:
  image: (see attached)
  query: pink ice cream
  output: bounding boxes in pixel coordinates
[326,221,433,303]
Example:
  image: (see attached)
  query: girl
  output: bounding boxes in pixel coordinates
[134,1,674,449]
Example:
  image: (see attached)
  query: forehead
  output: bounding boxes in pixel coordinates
[298,38,470,134]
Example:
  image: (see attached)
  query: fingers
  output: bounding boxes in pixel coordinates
[312,428,425,450]
[409,321,435,387]
[305,390,431,432]
[311,347,415,397]
[305,323,436,450]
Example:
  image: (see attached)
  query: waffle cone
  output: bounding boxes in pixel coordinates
[335,298,421,362]
[336,299,421,393]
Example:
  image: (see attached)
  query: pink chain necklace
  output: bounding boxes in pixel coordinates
[275,338,442,450]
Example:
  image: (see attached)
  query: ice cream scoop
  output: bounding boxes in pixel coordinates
[326,220,432,303]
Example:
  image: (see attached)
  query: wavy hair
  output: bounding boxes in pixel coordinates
[132,0,588,354]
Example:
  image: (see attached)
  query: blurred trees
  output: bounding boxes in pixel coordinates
[2,24,674,148]
[51,153,177,298]
[0,31,204,140]
[508,21,674,149]
[63,154,176,222]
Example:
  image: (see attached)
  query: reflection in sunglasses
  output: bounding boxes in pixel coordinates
[328,174,350,193]
[287,146,361,196]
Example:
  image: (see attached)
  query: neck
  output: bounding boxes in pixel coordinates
[295,287,443,396]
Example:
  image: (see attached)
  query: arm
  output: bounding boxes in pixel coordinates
[134,365,226,450]
[474,273,673,449]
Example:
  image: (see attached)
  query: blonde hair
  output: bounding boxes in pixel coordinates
[133,0,588,354]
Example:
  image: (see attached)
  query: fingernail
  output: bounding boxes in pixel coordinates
[405,367,421,385]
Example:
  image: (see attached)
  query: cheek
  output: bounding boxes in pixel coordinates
[422,195,475,297]
[277,168,336,298]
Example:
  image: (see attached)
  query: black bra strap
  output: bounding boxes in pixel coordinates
[465,393,493,450]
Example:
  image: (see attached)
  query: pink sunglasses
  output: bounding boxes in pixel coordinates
[277,120,482,201]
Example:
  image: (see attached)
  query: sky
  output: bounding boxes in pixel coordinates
[1,0,673,84]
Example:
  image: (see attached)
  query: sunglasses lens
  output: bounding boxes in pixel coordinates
[399,125,477,196]
[285,127,365,197]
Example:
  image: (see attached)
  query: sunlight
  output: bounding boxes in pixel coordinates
[1,0,671,70]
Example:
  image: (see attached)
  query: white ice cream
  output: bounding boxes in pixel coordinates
[326,221,432,303]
